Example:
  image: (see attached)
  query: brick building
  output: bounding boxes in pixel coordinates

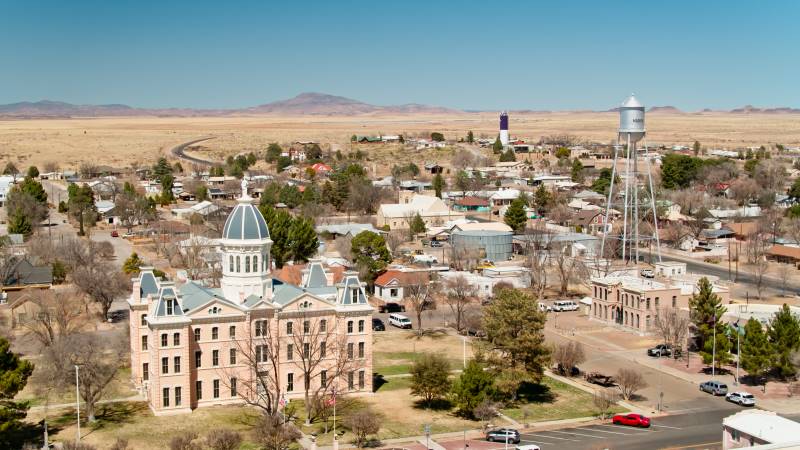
[128,182,373,415]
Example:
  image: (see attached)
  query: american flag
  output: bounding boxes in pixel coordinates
[325,388,337,406]
[279,393,287,408]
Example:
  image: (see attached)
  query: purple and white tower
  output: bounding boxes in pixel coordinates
[499,111,509,146]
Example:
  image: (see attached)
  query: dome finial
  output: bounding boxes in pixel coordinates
[240,178,250,200]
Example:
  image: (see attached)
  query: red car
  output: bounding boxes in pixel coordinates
[612,413,650,428]
[111,230,119,237]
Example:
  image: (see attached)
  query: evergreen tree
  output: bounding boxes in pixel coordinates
[152,157,173,179]
[591,168,616,195]
[351,231,391,285]
[26,166,39,178]
[533,185,552,216]
[123,181,136,195]
[7,211,32,237]
[195,185,209,201]
[302,183,320,204]
[492,135,504,154]
[160,173,175,204]
[693,140,701,156]
[466,130,474,143]
[504,198,527,233]
[287,217,318,263]
[740,318,772,384]
[265,143,282,162]
[409,213,427,237]
[554,147,571,159]
[2,162,19,181]
[0,337,34,449]
[689,277,732,369]
[16,177,48,205]
[768,304,800,379]
[432,173,445,199]
[570,158,584,183]
[451,360,495,418]
[499,148,516,162]
[788,178,800,201]
[259,206,292,268]
[123,252,143,275]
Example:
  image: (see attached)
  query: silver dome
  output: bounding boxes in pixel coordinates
[222,203,270,240]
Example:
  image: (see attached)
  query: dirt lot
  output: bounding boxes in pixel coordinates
[2,112,798,170]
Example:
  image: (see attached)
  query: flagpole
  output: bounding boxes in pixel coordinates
[712,312,717,378]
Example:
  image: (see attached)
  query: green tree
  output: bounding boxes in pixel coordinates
[661,153,702,189]
[504,198,527,233]
[466,131,474,143]
[768,304,800,379]
[276,156,292,173]
[0,337,34,448]
[2,162,19,181]
[492,136,504,154]
[554,147,570,159]
[260,206,292,268]
[7,211,32,237]
[17,177,48,205]
[451,360,495,419]
[430,132,445,142]
[265,143,282,162]
[481,288,551,391]
[785,204,800,218]
[740,318,772,384]
[410,353,452,406]
[591,168,617,195]
[52,260,67,284]
[499,148,516,162]
[351,231,391,285]
[788,178,800,201]
[409,213,426,237]
[279,185,302,208]
[67,183,97,236]
[533,185,552,216]
[195,184,209,201]
[123,181,136,195]
[570,158,584,183]
[26,166,39,178]
[689,277,732,369]
[160,173,175,204]
[432,173,445,199]
[693,140,701,156]
[287,217,319,263]
[152,157,173,179]
[123,252,144,275]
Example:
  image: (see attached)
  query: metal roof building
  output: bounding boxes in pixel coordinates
[451,229,513,262]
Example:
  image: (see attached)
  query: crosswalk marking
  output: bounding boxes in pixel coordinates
[519,438,557,445]
[651,424,683,430]
[523,433,581,442]
[594,424,653,433]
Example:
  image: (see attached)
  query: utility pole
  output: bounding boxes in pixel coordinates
[75,365,81,443]
[712,312,717,378]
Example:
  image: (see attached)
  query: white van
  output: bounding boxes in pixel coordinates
[538,302,551,313]
[388,313,413,329]
[552,300,579,312]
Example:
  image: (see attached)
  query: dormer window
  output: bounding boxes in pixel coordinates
[350,288,358,304]
[166,299,174,315]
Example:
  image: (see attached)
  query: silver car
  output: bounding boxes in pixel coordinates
[700,380,728,396]
[726,391,756,406]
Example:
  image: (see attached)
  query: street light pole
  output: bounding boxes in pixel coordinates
[712,312,717,378]
[462,336,467,368]
[736,321,741,385]
[75,365,81,443]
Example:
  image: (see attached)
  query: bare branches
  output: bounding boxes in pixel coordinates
[593,389,618,419]
[616,368,647,401]
[552,341,586,376]
[405,275,437,336]
[443,275,477,332]
[653,308,690,358]
[20,288,87,348]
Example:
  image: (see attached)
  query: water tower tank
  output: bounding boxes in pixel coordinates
[618,94,645,143]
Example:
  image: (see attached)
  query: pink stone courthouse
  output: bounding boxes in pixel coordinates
[128,184,373,415]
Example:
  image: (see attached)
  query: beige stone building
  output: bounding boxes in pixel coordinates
[589,264,729,334]
[129,185,373,415]
[376,193,465,229]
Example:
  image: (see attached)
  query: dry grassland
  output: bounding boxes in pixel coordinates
[1,112,799,170]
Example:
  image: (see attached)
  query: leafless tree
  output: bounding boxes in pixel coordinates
[443,275,477,332]
[653,308,690,358]
[449,243,481,272]
[662,222,689,249]
[551,242,588,295]
[43,161,59,174]
[744,227,771,299]
[21,288,87,348]
[728,178,761,206]
[225,318,284,416]
[777,264,794,297]
[40,330,127,422]
[783,218,800,249]
[385,231,406,257]
[334,235,354,261]
[451,149,477,170]
[616,368,647,400]
[252,413,302,450]
[173,235,212,280]
[405,274,437,336]
[170,431,201,450]
[344,407,381,448]
[473,400,500,430]
[593,389,619,419]
[205,429,242,450]
[78,162,99,180]
[347,180,386,215]
[523,223,554,299]
[109,438,130,450]
[115,191,156,233]
[63,442,98,450]
[72,264,130,320]
[552,341,586,376]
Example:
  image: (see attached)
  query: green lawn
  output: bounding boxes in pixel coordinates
[501,377,626,422]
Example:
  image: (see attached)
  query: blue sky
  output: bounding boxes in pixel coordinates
[1,0,797,111]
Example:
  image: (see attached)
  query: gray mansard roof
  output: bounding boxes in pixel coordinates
[222,202,270,240]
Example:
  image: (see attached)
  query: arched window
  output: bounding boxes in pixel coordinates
[252,255,258,272]
[229,255,234,273]
[245,256,251,273]
[236,256,241,273]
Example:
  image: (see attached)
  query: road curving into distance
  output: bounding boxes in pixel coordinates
[169,136,217,166]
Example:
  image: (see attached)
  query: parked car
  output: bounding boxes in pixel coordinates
[612,413,651,428]
[111,230,119,237]
[372,318,385,331]
[430,240,443,248]
[552,300,579,312]
[726,392,756,406]
[486,429,520,444]
[514,446,540,450]
[640,269,655,278]
[700,380,729,396]
[648,344,672,357]
[379,303,405,313]
[388,313,412,329]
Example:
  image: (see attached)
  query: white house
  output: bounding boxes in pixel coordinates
[376,194,465,229]
[723,410,800,449]
[0,175,15,207]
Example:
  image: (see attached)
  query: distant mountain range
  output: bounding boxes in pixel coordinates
[0,94,798,118]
